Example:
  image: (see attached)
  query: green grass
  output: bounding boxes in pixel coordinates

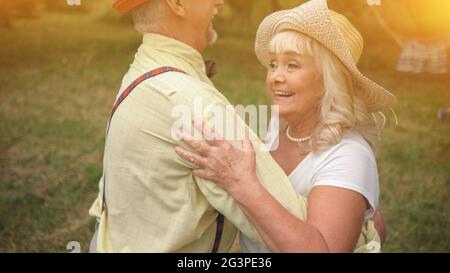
[0,12,449,252]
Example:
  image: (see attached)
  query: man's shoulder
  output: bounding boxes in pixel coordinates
[117,63,229,114]
[148,71,213,93]
[144,71,227,107]
[125,67,214,95]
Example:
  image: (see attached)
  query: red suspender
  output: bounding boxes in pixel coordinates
[106,66,186,133]
[102,66,225,253]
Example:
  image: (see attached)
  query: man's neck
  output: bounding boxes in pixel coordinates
[151,19,203,54]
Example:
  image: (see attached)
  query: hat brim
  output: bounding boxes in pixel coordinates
[254,0,397,112]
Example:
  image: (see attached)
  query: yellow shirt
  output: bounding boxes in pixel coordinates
[89,33,308,252]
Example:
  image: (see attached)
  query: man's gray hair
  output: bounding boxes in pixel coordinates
[131,0,165,34]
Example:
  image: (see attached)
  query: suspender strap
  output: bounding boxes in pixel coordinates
[102,66,225,253]
[211,213,225,253]
[107,66,186,133]
[102,66,186,212]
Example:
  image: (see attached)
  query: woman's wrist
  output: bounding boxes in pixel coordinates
[229,175,264,205]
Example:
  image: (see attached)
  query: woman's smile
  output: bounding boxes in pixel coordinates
[272,90,296,105]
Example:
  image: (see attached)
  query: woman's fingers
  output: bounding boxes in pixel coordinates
[192,117,223,145]
[242,138,254,153]
[192,169,215,181]
[177,129,211,156]
[175,146,222,184]
[175,146,207,168]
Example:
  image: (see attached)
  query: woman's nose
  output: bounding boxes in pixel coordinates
[269,68,286,84]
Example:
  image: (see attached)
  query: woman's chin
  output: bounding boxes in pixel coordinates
[271,97,298,116]
[273,106,294,119]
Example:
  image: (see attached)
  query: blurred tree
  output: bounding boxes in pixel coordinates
[406,0,450,37]
[13,0,37,18]
[89,0,132,25]
[373,0,450,40]
[269,0,281,12]
[0,0,12,28]
[43,0,87,12]
[43,0,72,12]
[228,0,254,17]
[0,0,37,28]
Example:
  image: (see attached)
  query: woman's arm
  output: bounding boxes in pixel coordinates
[175,121,367,252]
[219,176,366,252]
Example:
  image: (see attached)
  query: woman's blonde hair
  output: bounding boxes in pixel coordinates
[269,31,380,153]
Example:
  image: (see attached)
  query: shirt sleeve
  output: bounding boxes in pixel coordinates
[312,141,379,218]
[171,83,308,249]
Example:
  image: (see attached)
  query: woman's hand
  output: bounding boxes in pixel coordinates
[175,119,259,199]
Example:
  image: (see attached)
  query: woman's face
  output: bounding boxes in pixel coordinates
[266,52,322,123]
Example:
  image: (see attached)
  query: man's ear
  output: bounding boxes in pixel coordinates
[165,0,187,18]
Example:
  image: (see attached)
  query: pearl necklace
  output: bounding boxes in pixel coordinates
[286,126,312,143]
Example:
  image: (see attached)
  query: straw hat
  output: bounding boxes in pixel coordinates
[113,0,149,13]
[255,0,397,112]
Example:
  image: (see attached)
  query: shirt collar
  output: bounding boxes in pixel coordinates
[141,33,207,77]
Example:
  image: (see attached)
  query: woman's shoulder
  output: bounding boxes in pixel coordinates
[316,131,376,164]
[343,131,373,150]
[311,131,380,218]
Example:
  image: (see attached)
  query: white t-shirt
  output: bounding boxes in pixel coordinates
[240,117,380,253]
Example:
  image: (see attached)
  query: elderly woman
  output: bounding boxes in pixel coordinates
[175,0,395,252]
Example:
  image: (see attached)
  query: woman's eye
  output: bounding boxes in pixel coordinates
[288,63,300,69]
[269,63,277,69]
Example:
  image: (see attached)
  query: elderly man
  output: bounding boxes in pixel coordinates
[88,0,308,253]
